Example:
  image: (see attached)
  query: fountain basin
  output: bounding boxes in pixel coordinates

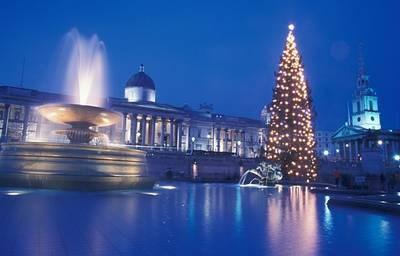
[0,142,155,190]
[37,103,121,127]
[37,103,122,144]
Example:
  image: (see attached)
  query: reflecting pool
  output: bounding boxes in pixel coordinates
[0,182,399,255]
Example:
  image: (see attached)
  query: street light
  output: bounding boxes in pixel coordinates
[191,136,196,155]
[323,150,329,156]
[394,154,400,161]
[377,140,383,146]
[236,141,242,156]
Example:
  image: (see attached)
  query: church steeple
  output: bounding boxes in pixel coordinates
[357,43,369,92]
[350,45,381,130]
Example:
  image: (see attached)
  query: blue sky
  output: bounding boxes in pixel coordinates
[1,0,399,130]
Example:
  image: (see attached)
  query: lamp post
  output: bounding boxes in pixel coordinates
[207,134,211,151]
[237,140,241,156]
[191,136,195,155]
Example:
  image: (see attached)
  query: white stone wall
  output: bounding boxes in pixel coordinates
[124,87,156,103]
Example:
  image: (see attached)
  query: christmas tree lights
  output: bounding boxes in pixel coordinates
[266,24,317,182]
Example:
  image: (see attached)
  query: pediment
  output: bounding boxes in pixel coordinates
[332,125,367,140]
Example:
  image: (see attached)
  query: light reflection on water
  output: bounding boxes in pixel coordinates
[0,183,399,255]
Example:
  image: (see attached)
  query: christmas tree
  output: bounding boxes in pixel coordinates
[266,24,317,182]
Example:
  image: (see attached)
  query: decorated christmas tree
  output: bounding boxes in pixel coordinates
[266,24,317,182]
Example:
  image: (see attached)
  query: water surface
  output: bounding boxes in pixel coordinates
[0,182,399,256]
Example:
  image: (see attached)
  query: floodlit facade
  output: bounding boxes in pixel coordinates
[0,65,266,158]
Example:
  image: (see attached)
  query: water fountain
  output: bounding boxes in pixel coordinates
[0,29,155,190]
[239,162,283,187]
[37,103,121,144]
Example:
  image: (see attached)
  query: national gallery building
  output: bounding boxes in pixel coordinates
[0,65,266,158]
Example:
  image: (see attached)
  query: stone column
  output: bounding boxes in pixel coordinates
[216,128,221,152]
[342,142,346,160]
[349,141,353,162]
[169,119,174,147]
[22,105,30,142]
[150,117,156,146]
[141,115,147,145]
[175,120,181,151]
[231,129,235,153]
[384,141,388,162]
[160,118,165,147]
[220,129,228,152]
[130,113,137,144]
[185,125,190,151]
[341,142,345,160]
[355,140,359,161]
[240,130,245,157]
[1,104,10,142]
[121,113,127,144]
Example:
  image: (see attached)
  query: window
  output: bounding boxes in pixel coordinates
[357,117,361,122]
[369,101,373,111]
[357,101,360,112]
[0,110,3,120]
[197,128,201,138]
[371,116,375,121]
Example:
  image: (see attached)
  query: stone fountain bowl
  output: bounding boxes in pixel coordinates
[37,103,121,128]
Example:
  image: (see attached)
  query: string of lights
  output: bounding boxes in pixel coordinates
[266,24,317,182]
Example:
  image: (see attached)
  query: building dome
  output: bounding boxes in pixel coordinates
[124,64,156,103]
[125,64,155,90]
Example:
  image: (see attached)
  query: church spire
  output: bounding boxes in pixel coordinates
[358,43,365,76]
[357,43,369,90]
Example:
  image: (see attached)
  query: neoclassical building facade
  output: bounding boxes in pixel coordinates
[0,65,266,158]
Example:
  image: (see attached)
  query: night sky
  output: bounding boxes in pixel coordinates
[1,0,399,131]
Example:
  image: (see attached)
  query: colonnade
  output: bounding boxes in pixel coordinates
[335,139,400,162]
[121,113,183,150]
[213,127,246,155]
[0,104,30,142]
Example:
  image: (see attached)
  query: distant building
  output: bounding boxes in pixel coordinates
[331,59,400,172]
[0,65,266,158]
[315,131,335,159]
